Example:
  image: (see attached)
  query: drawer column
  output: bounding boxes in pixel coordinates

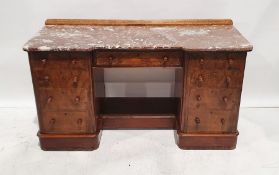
[175,52,247,149]
[29,51,101,151]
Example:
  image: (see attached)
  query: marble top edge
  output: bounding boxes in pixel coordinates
[23,24,253,52]
[23,46,253,52]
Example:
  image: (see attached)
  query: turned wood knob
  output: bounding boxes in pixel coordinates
[47,96,53,103]
[225,76,231,87]
[196,95,201,101]
[41,59,47,65]
[74,96,80,104]
[108,56,113,65]
[198,75,203,82]
[195,117,200,124]
[223,96,228,103]
[44,75,49,81]
[200,58,204,65]
[197,75,204,87]
[162,56,169,66]
[73,76,78,82]
[220,118,225,125]
[77,118,83,125]
[73,76,78,87]
[72,59,77,64]
[226,76,231,83]
[49,118,56,125]
[228,58,233,65]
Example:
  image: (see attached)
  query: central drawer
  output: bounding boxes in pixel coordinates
[94,50,183,67]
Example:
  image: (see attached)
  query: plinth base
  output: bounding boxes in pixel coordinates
[38,131,102,151]
[175,131,238,150]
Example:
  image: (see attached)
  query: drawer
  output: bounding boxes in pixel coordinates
[186,109,237,133]
[94,51,183,67]
[188,88,241,110]
[189,70,244,88]
[29,52,90,70]
[188,52,246,71]
[40,111,91,134]
[38,88,89,111]
[32,69,90,88]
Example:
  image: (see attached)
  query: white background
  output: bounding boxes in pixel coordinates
[0,0,279,108]
[0,1,279,175]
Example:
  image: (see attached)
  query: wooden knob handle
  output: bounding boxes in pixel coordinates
[41,59,47,65]
[196,95,201,101]
[197,75,204,87]
[195,117,200,124]
[226,76,231,83]
[198,75,203,82]
[44,76,49,81]
[228,58,233,65]
[47,96,53,103]
[72,59,77,64]
[200,58,204,65]
[108,56,113,65]
[226,76,231,88]
[162,56,169,66]
[73,76,78,82]
[74,96,80,104]
[73,76,78,87]
[77,118,82,125]
[223,96,228,103]
[220,118,225,125]
[49,118,56,125]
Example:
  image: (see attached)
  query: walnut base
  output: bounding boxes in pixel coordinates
[38,131,102,151]
[175,131,238,150]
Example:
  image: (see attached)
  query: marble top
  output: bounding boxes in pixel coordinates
[23,25,252,52]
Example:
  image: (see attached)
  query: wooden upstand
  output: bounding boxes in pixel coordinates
[23,19,253,150]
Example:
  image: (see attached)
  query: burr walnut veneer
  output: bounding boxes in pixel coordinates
[23,19,252,150]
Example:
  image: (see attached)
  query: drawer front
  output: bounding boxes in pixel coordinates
[38,88,89,111]
[29,51,97,134]
[94,51,183,67]
[40,111,90,134]
[181,52,247,133]
[186,109,237,133]
[189,70,244,88]
[32,69,90,88]
[29,52,90,70]
[188,52,246,71]
[188,88,241,110]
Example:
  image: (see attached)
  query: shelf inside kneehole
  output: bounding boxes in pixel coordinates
[92,67,183,129]
[99,97,179,129]
[99,97,179,114]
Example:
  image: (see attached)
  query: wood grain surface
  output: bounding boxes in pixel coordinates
[27,46,248,150]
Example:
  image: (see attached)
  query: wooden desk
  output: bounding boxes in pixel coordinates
[23,19,253,150]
